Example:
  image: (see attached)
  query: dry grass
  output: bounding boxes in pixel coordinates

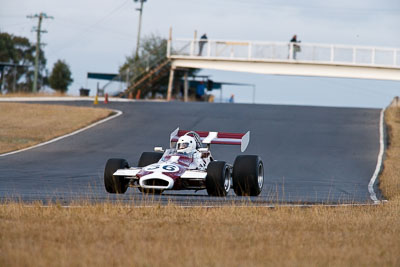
[0,92,69,98]
[380,105,400,201]
[0,103,112,154]
[0,202,399,267]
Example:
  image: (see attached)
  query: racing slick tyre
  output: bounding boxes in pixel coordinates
[104,158,129,194]
[206,161,231,197]
[138,152,163,167]
[232,155,264,196]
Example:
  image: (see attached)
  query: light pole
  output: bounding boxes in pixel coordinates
[134,0,146,60]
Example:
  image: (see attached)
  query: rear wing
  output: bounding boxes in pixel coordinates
[170,128,250,152]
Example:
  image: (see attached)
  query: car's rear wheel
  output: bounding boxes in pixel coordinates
[104,158,129,194]
[138,152,163,167]
[206,161,230,197]
[232,155,264,196]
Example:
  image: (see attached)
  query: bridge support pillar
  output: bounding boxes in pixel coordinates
[167,67,175,101]
[184,70,189,102]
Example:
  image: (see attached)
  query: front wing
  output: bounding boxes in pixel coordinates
[113,168,207,179]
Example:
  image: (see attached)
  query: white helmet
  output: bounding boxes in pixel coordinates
[176,135,196,154]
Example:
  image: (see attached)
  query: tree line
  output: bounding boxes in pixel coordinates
[0,32,73,93]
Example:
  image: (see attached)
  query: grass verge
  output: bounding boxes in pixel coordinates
[0,102,112,154]
[0,202,399,266]
[0,92,69,98]
[380,104,400,201]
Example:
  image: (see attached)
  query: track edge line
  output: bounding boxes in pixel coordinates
[0,109,123,157]
[368,108,386,204]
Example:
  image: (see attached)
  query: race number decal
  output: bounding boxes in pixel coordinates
[162,165,178,172]
[145,164,160,171]
[144,164,179,173]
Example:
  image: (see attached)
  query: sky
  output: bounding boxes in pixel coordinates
[1,0,400,108]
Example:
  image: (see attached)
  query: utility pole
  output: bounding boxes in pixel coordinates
[27,12,53,93]
[134,0,146,60]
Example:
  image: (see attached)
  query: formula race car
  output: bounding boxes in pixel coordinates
[104,128,264,196]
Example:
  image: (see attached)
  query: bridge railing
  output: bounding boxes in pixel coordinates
[168,39,400,68]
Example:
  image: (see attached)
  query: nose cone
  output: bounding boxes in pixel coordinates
[139,173,174,190]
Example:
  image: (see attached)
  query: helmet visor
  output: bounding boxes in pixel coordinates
[177,142,189,150]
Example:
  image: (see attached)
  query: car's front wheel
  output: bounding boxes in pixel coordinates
[138,152,163,167]
[206,161,230,197]
[137,152,164,194]
[232,155,264,196]
[104,158,129,194]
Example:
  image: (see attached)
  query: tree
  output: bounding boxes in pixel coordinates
[49,60,73,93]
[119,34,168,87]
[119,33,198,98]
[0,32,46,92]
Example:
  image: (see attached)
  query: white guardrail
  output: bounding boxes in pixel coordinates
[168,39,400,68]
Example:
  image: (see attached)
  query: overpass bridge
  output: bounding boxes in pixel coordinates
[166,37,400,101]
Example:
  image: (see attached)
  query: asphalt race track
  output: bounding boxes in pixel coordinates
[0,101,383,205]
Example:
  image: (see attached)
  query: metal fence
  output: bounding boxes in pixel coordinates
[168,39,400,68]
